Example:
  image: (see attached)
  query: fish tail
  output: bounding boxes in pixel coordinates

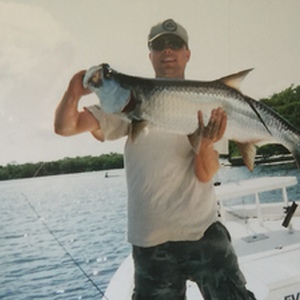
[287,132,300,168]
[286,120,300,169]
[291,145,300,168]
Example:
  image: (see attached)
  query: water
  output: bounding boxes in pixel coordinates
[0,170,129,300]
[0,163,299,299]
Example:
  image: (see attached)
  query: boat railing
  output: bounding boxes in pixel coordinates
[215,176,298,226]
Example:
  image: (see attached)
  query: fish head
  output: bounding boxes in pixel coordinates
[84,63,112,88]
[83,63,131,114]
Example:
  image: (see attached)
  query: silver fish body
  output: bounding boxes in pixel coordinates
[84,64,300,170]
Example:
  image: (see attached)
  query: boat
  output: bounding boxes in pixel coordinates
[103,176,300,300]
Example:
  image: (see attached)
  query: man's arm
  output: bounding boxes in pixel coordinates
[54,70,102,139]
[194,108,227,182]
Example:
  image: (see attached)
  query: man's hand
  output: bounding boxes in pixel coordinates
[194,108,227,182]
[66,70,92,99]
[54,70,98,137]
[198,108,227,146]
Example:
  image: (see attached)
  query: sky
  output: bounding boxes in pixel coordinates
[1,0,300,166]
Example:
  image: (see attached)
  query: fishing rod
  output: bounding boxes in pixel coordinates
[22,162,109,300]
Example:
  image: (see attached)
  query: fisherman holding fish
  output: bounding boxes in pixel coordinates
[55,19,256,299]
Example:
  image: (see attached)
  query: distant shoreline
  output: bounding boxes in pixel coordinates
[0,153,124,181]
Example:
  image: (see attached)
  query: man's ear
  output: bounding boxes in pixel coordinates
[186,49,191,62]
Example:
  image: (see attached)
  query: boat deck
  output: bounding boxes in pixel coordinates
[103,176,300,300]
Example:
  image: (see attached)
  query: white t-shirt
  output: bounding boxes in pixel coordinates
[87,105,218,247]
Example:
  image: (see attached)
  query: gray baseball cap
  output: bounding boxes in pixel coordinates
[148,19,188,45]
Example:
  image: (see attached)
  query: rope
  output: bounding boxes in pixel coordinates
[21,162,109,299]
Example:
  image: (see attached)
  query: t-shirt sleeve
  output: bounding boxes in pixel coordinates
[85,105,130,141]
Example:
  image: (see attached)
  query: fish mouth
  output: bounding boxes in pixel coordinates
[89,69,102,88]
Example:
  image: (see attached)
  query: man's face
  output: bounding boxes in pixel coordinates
[148,35,191,79]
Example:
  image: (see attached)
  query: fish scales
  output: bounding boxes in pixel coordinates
[83,64,300,170]
[132,81,270,142]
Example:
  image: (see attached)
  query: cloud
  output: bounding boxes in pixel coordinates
[0,2,74,101]
[0,2,75,165]
[0,2,72,75]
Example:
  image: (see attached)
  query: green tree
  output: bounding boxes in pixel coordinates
[0,153,124,181]
[261,85,300,129]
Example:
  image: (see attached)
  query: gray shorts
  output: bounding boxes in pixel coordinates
[132,221,256,300]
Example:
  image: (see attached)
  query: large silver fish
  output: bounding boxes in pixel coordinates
[83,63,300,171]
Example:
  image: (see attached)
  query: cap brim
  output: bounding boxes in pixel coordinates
[148,32,182,43]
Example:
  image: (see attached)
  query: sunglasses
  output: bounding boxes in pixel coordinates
[148,38,186,51]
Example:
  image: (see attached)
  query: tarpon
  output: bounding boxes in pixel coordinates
[83,63,300,171]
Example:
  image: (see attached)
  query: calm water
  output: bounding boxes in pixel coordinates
[1,163,299,300]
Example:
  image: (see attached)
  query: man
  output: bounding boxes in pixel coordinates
[55,19,255,300]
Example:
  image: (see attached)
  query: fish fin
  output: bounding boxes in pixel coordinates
[235,142,257,171]
[219,69,254,92]
[129,120,148,142]
[188,128,202,153]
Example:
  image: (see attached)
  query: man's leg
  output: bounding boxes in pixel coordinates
[132,242,186,300]
[185,222,256,300]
